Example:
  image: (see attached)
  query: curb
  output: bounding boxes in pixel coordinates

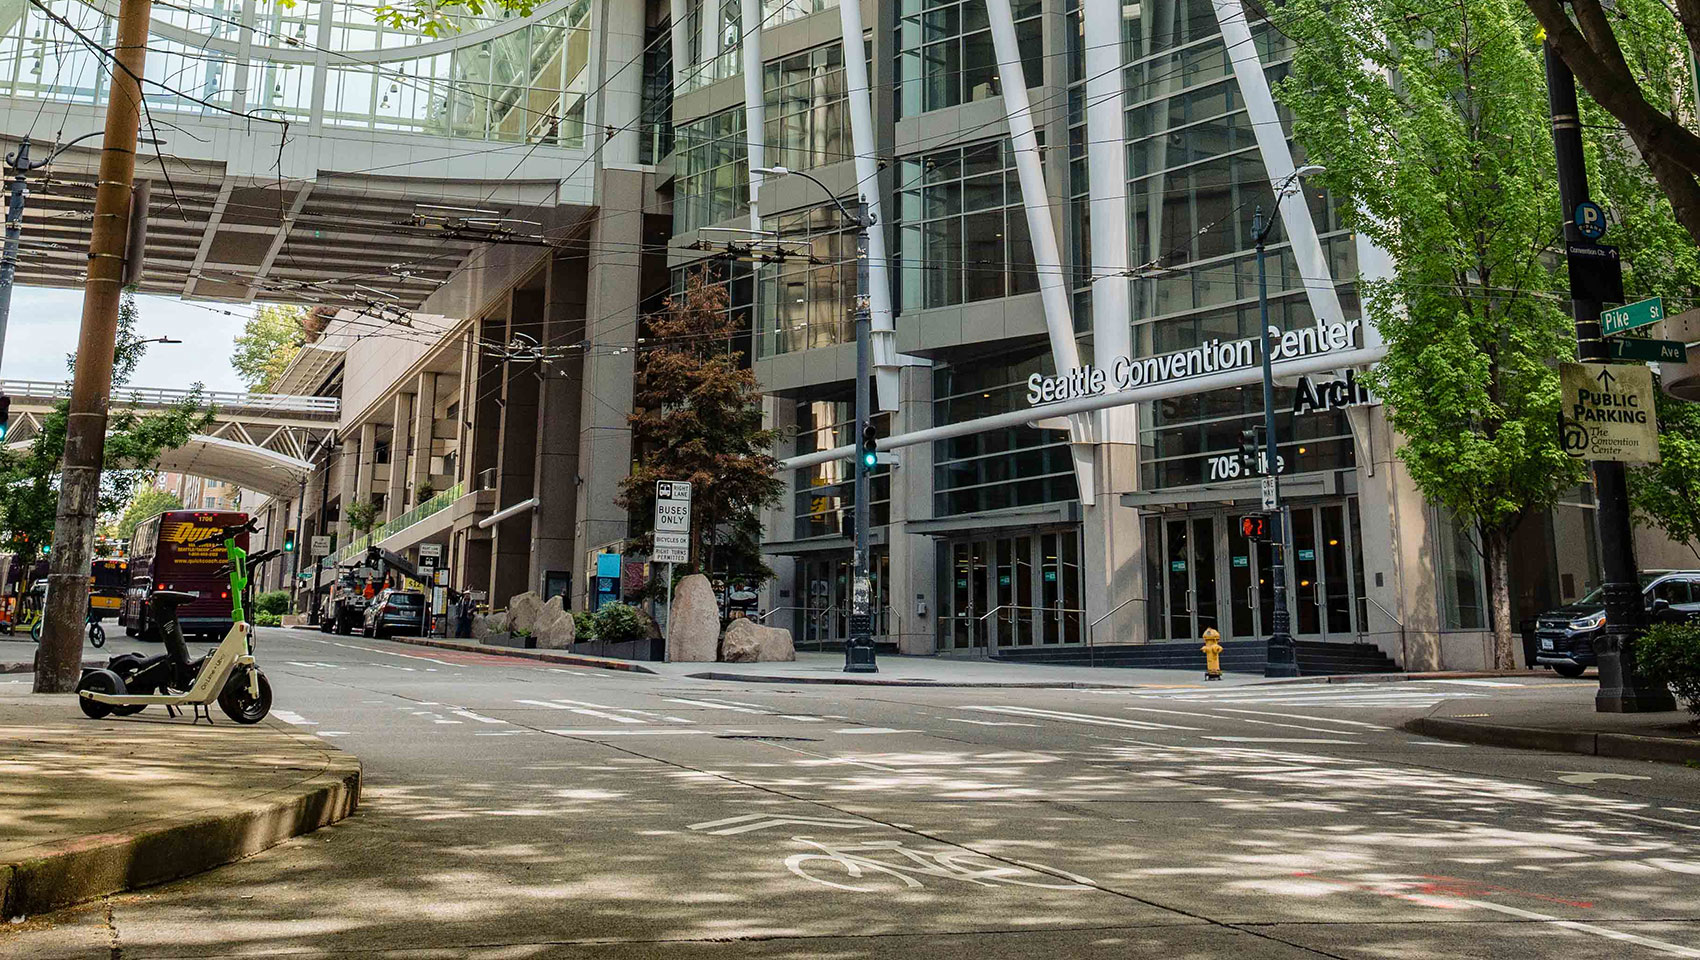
[684,670,1162,689]
[1257,670,1553,686]
[2,659,102,675]
[0,736,361,918]
[1403,715,1700,765]
[384,635,657,674]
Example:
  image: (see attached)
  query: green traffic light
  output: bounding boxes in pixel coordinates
[862,452,877,469]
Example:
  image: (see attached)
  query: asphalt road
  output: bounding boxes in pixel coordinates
[6,628,1699,959]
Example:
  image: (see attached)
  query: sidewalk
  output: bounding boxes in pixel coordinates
[0,690,361,918]
[1405,684,1700,764]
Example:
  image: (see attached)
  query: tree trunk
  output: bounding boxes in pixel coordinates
[1484,528,1517,671]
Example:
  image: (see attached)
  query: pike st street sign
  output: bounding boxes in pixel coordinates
[1601,296,1664,337]
[1559,362,1660,463]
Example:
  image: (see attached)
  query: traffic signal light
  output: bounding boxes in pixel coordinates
[1238,428,1259,475]
[0,393,10,444]
[859,419,878,470]
[283,528,297,553]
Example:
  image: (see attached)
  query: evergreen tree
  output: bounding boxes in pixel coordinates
[617,270,783,577]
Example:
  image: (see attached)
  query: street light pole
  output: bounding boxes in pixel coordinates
[1254,205,1298,679]
[0,131,110,373]
[749,165,877,672]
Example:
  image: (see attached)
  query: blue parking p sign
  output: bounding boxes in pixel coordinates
[1574,200,1606,240]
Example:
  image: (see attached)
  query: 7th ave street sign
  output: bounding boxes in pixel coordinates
[1560,362,1660,463]
[1602,296,1664,337]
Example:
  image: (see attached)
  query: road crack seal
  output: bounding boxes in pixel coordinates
[103,895,122,960]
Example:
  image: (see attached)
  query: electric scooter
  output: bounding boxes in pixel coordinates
[76,521,273,724]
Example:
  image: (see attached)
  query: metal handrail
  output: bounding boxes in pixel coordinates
[0,378,340,416]
[1087,595,1150,666]
[322,481,466,568]
[752,604,836,623]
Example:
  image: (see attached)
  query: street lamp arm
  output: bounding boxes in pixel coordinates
[8,130,108,171]
[750,165,863,227]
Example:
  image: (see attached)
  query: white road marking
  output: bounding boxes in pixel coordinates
[295,636,460,666]
[546,728,712,736]
[833,728,920,735]
[1137,685,1487,709]
[1118,705,1361,735]
[1212,708,1388,729]
[1409,678,1527,688]
[780,715,824,722]
[273,710,317,726]
[318,731,350,737]
[688,813,875,835]
[1553,771,1653,785]
[285,661,343,670]
[1454,896,1700,958]
[665,697,771,715]
[450,709,509,725]
[946,719,1039,727]
[1203,736,1360,745]
[514,699,645,724]
[966,705,1203,731]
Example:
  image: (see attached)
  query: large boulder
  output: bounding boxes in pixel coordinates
[473,611,509,641]
[508,591,544,634]
[666,574,720,662]
[720,618,796,663]
[533,596,576,650]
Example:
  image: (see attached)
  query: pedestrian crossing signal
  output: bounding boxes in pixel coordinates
[1240,514,1271,540]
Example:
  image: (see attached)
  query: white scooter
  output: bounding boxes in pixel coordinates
[76,522,272,724]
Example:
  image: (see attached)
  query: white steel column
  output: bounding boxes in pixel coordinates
[742,0,766,233]
[1212,0,1345,327]
[985,0,1096,504]
[1082,0,1134,443]
[670,0,691,89]
[839,0,900,411]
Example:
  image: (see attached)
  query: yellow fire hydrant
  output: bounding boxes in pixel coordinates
[1201,627,1223,681]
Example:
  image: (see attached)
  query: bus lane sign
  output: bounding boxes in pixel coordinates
[1560,362,1660,463]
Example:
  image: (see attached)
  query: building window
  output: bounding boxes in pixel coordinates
[640,19,675,164]
[895,0,1041,117]
[792,401,891,539]
[763,44,848,172]
[673,107,748,235]
[895,138,1038,311]
[757,204,855,357]
[1434,507,1486,631]
[932,351,1077,516]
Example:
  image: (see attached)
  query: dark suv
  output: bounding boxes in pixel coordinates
[1534,571,1700,677]
[362,588,426,639]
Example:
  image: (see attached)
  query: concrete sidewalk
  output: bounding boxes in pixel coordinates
[0,690,361,918]
[1405,683,1700,764]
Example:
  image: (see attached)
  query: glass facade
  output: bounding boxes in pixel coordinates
[894,0,1042,117]
[932,351,1077,516]
[756,204,855,358]
[763,44,849,172]
[672,107,749,235]
[640,18,676,164]
[792,401,891,539]
[895,138,1039,311]
[0,0,591,143]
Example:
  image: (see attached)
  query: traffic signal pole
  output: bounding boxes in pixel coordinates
[1254,207,1299,678]
[1544,41,1672,712]
[35,0,154,694]
[845,198,877,673]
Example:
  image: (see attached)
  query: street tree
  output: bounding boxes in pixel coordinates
[1274,0,1592,668]
[1,289,210,683]
[616,270,783,578]
[1523,0,1700,248]
[231,304,307,393]
[346,499,380,536]
[116,487,185,541]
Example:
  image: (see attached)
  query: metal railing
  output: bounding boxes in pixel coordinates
[971,603,1087,656]
[0,378,340,417]
[322,482,466,568]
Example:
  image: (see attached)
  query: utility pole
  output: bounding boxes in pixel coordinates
[1253,206,1298,679]
[35,0,154,694]
[1543,41,1673,712]
[845,197,876,673]
[0,139,31,375]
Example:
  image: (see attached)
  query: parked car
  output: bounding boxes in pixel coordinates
[1534,570,1700,677]
[362,588,426,639]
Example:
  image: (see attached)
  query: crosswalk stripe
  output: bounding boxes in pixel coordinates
[514,699,646,723]
[965,705,1203,731]
[664,697,770,714]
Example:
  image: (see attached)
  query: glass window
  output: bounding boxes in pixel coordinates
[673,107,749,235]
[762,44,849,171]
[1652,578,1692,604]
[1435,508,1486,631]
[756,204,855,358]
[792,400,891,538]
[896,138,1035,310]
[932,350,1078,516]
[895,0,1041,117]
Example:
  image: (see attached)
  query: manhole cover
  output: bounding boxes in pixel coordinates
[715,735,820,742]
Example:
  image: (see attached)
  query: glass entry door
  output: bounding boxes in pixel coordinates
[940,528,1082,653]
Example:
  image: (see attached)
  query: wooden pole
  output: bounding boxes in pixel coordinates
[35,0,153,693]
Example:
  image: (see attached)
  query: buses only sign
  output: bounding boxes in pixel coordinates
[1560,362,1660,463]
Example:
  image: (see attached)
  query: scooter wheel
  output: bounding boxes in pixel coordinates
[218,669,273,724]
[89,624,106,648]
[31,621,42,643]
[76,669,127,719]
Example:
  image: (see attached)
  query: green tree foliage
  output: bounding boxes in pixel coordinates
[1630,386,1700,558]
[231,304,307,393]
[0,289,212,566]
[616,271,784,577]
[1275,0,1598,667]
[346,499,379,534]
[593,602,646,643]
[116,487,185,541]
[1637,622,1700,718]
[256,590,292,616]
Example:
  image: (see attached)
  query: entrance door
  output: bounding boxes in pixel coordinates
[1286,505,1358,640]
[1159,516,1222,642]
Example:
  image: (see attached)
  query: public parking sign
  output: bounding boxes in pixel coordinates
[1560,362,1660,463]
[653,480,692,564]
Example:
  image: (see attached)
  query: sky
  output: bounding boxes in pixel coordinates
[0,285,250,393]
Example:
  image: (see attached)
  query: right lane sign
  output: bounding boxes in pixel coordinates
[653,480,692,564]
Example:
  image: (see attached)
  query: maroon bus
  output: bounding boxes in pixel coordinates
[120,510,250,640]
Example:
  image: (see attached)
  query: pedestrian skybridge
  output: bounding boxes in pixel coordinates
[0,0,602,308]
[2,378,337,496]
